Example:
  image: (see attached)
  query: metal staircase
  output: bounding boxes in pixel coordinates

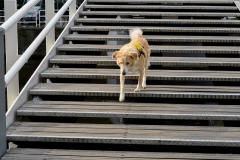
[3,0,240,159]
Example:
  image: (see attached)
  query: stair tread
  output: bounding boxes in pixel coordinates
[7,121,240,146]
[76,18,240,25]
[17,101,240,120]
[41,68,240,81]
[70,26,240,33]
[88,0,235,4]
[80,11,240,17]
[3,148,240,160]
[50,55,240,67]
[64,34,240,43]
[30,83,240,99]
[58,44,240,54]
[85,5,238,10]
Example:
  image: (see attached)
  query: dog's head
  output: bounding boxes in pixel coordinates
[112,51,138,75]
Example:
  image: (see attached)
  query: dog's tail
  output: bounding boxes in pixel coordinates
[129,28,143,40]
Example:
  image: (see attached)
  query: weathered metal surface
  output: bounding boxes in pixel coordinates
[58,44,240,54]
[88,0,235,4]
[70,26,240,33]
[85,5,238,10]
[76,18,240,25]
[17,101,240,120]
[50,55,240,67]
[41,68,240,81]
[64,34,240,43]
[30,83,240,99]
[6,122,240,147]
[80,11,240,17]
[3,148,240,159]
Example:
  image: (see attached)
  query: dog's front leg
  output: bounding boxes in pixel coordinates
[134,69,143,92]
[119,74,125,102]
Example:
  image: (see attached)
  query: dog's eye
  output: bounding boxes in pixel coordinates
[126,62,129,65]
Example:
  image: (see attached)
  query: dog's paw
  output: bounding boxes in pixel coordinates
[119,94,125,102]
[142,84,146,89]
[134,88,141,92]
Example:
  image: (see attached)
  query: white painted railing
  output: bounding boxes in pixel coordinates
[0,9,70,27]
[4,0,75,86]
[0,0,78,158]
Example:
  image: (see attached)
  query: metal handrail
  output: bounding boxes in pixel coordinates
[4,0,74,87]
[0,0,40,33]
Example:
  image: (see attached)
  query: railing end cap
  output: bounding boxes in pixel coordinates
[0,27,5,34]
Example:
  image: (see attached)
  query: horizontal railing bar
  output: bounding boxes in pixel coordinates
[4,0,74,87]
[0,0,40,33]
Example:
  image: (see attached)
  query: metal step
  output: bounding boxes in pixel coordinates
[70,26,240,33]
[88,0,235,4]
[7,122,240,147]
[3,148,240,160]
[84,5,238,10]
[76,18,240,25]
[17,101,240,120]
[30,83,240,99]
[41,68,240,82]
[50,55,240,67]
[58,44,240,54]
[64,34,240,43]
[80,11,240,17]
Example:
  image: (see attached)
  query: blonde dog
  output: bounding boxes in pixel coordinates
[112,28,151,102]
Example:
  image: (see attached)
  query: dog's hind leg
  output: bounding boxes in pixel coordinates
[119,74,125,102]
[134,69,143,92]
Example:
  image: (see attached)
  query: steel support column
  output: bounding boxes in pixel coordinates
[0,28,7,158]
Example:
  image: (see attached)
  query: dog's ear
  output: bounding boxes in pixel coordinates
[112,51,121,59]
[130,52,138,60]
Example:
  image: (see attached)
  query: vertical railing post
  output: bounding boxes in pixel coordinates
[0,27,7,158]
[4,0,19,109]
[46,0,55,54]
[69,0,76,20]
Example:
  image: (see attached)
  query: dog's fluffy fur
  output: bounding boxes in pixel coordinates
[112,28,151,102]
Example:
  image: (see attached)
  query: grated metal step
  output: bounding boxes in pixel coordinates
[30,83,240,99]
[76,18,240,25]
[17,101,240,120]
[50,55,240,67]
[3,148,240,160]
[70,26,240,33]
[41,68,240,82]
[58,44,240,54]
[64,34,240,43]
[7,122,240,147]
